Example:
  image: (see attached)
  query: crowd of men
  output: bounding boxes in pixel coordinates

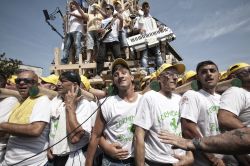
[0,0,250,166]
[0,59,250,166]
[61,0,165,78]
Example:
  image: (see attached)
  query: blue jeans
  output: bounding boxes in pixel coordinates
[141,45,163,69]
[102,155,134,166]
[61,31,82,64]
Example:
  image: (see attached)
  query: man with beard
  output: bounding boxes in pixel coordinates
[179,60,236,165]
[1,70,51,166]
[86,58,141,166]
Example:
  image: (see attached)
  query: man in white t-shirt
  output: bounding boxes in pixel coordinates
[61,1,88,64]
[47,71,92,166]
[133,2,163,73]
[0,74,19,162]
[96,4,123,78]
[180,60,234,165]
[218,62,250,165]
[133,63,194,165]
[0,70,51,166]
[86,58,141,166]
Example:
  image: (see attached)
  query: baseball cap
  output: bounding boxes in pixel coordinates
[8,75,17,84]
[219,71,228,81]
[40,74,59,85]
[111,58,130,74]
[80,75,91,91]
[156,63,185,77]
[113,0,122,5]
[227,62,250,76]
[182,70,196,84]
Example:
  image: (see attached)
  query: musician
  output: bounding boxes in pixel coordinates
[61,1,88,64]
[133,1,163,73]
[113,0,132,60]
[95,4,123,78]
[85,3,104,63]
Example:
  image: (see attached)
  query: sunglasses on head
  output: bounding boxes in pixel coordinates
[15,78,35,84]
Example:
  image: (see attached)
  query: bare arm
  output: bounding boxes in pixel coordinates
[99,136,129,160]
[181,118,225,165]
[218,109,246,130]
[85,109,105,166]
[159,128,250,155]
[71,1,88,20]
[0,121,47,137]
[134,125,146,166]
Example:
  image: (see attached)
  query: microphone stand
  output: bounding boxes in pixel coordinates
[45,19,64,39]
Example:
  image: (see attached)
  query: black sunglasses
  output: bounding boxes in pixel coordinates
[106,8,111,10]
[15,78,35,84]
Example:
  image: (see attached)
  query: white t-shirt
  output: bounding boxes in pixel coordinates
[3,96,51,166]
[134,90,185,164]
[101,17,120,43]
[134,15,157,33]
[0,97,19,161]
[50,97,92,152]
[180,89,221,165]
[220,87,250,127]
[69,10,84,33]
[101,94,142,159]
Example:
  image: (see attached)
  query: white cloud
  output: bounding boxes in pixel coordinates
[176,3,250,43]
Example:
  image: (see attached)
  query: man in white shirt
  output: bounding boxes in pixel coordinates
[61,1,88,64]
[133,2,163,73]
[1,70,51,166]
[218,62,250,165]
[180,60,233,165]
[47,71,93,166]
[96,4,123,78]
[0,74,19,162]
[133,63,194,165]
[86,58,141,166]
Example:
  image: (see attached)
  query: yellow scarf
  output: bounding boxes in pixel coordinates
[8,95,42,124]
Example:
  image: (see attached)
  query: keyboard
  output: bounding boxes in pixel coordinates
[127,26,176,51]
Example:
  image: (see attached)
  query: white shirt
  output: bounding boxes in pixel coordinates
[101,17,120,43]
[134,14,157,33]
[101,94,142,159]
[0,97,19,161]
[3,96,51,166]
[69,10,84,33]
[220,87,250,127]
[134,90,185,163]
[180,89,221,165]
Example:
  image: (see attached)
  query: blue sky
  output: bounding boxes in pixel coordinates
[0,0,250,76]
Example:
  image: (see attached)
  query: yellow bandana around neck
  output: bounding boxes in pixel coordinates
[8,95,42,124]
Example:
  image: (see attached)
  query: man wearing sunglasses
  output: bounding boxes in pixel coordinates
[47,71,93,166]
[95,4,123,78]
[133,63,194,166]
[1,70,51,166]
[218,62,250,165]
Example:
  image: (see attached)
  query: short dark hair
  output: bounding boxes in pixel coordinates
[142,1,149,8]
[196,60,219,73]
[60,71,81,86]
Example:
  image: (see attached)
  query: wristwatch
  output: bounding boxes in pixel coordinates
[192,138,202,151]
